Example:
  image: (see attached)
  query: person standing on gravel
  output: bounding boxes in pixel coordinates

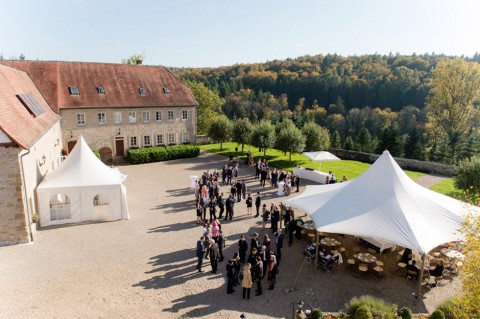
[255,192,261,218]
[196,236,206,272]
[254,256,263,296]
[226,259,236,294]
[238,235,249,264]
[241,263,253,300]
[209,239,220,273]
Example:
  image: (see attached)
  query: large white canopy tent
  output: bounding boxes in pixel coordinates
[284,150,478,295]
[284,151,476,254]
[37,136,129,227]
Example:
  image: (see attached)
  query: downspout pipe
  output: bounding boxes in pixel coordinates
[19,148,33,242]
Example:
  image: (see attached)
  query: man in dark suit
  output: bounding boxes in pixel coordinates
[209,239,220,273]
[255,192,261,217]
[196,236,206,272]
[294,174,300,192]
[254,256,263,296]
[259,245,270,278]
[238,235,249,264]
[275,229,284,266]
[250,232,260,252]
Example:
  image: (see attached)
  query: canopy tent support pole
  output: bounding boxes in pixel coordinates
[314,229,319,275]
[417,253,426,299]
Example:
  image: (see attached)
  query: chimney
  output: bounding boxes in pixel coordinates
[136,59,143,65]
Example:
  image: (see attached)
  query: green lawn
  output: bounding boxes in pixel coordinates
[199,142,428,183]
[430,178,460,197]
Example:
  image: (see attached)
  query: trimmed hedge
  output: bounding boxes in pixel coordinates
[127,144,200,164]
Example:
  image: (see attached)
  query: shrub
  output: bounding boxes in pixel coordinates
[345,295,397,319]
[310,308,323,319]
[398,306,413,319]
[92,149,101,159]
[354,305,373,319]
[127,144,199,164]
[435,298,457,319]
[454,155,480,195]
[430,310,445,319]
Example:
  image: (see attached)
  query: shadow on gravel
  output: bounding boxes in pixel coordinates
[150,200,195,214]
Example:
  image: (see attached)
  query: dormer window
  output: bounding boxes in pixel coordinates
[139,87,146,96]
[69,86,80,95]
[163,87,170,94]
[97,86,105,94]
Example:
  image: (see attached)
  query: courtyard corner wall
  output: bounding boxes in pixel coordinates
[0,147,29,246]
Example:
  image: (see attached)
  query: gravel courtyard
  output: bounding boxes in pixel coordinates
[0,152,459,319]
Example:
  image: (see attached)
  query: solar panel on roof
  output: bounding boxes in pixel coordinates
[16,93,46,118]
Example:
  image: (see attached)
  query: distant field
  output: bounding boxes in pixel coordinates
[199,142,434,186]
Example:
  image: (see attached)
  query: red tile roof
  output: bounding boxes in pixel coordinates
[0,61,198,113]
[0,65,60,149]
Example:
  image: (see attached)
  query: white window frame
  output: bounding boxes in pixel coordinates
[156,134,164,145]
[155,111,162,122]
[76,113,85,125]
[143,111,150,123]
[167,110,174,121]
[168,133,175,145]
[98,112,106,125]
[114,112,122,124]
[129,112,136,123]
[144,135,151,146]
[130,136,137,147]
[182,110,188,121]
[182,132,188,143]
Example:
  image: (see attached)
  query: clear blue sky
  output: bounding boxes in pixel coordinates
[1,0,479,67]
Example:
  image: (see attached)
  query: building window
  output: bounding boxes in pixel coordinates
[130,136,137,147]
[98,112,106,124]
[167,110,174,121]
[156,134,164,145]
[77,113,85,125]
[114,112,122,124]
[168,133,175,145]
[139,87,146,96]
[155,111,162,121]
[97,86,105,94]
[144,135,151,146]
[182,132,188,143]
[68,86,79,95]
[163,87,170,94]
[182,110,188,120]
[129,112,136,123]
[143,111,150,122]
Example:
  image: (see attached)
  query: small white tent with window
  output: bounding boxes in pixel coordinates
[37,136,129,227]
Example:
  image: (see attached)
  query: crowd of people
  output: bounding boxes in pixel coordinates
[192,158,306,299]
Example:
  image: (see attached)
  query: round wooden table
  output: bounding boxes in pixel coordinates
[320,237,341,247]
[355,253,377,263]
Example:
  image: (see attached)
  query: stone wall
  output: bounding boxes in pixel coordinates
[0,147,28,246]
[60,106,197,159]
[196,135,212,145]
[329,149,457,176]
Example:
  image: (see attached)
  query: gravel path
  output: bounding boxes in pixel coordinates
[0,152,458,318]
[414,174,448,189]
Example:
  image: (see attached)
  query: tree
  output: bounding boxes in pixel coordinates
[343,136,354,150]
[454,156,480,195]
[122,53,145,64]
[232,118,253,152]
[404,128,425,160]
[275,123,305,163]
[426,58,480,160]
[186,81,224,134]
[302,122,330,151]
[355,128,373,153]
[207,115,232,150]
[251,120,275,156]
[453,194,480,318]
[19,53,25,61]
[330,130,341,148]
[376,125,403,157]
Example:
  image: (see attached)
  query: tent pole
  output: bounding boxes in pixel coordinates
[314,230,319,275]
[417,253,426,299]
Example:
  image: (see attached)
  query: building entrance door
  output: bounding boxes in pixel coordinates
[115,138,124,156]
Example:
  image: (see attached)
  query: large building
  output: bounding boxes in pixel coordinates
[1,60,198,163]
[0,60,198,245]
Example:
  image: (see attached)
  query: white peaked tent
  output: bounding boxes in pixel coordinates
[37,136,129,227]
[303,151,340,162]
[284,150,478,254]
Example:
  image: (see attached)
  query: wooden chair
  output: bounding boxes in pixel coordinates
[373,265,384,277]
[397,262,407,272]
[367,248,377,255]
[359,263,368,272]
[406,269,419,280]
[375,260,384,267]
[352,246,361,253]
